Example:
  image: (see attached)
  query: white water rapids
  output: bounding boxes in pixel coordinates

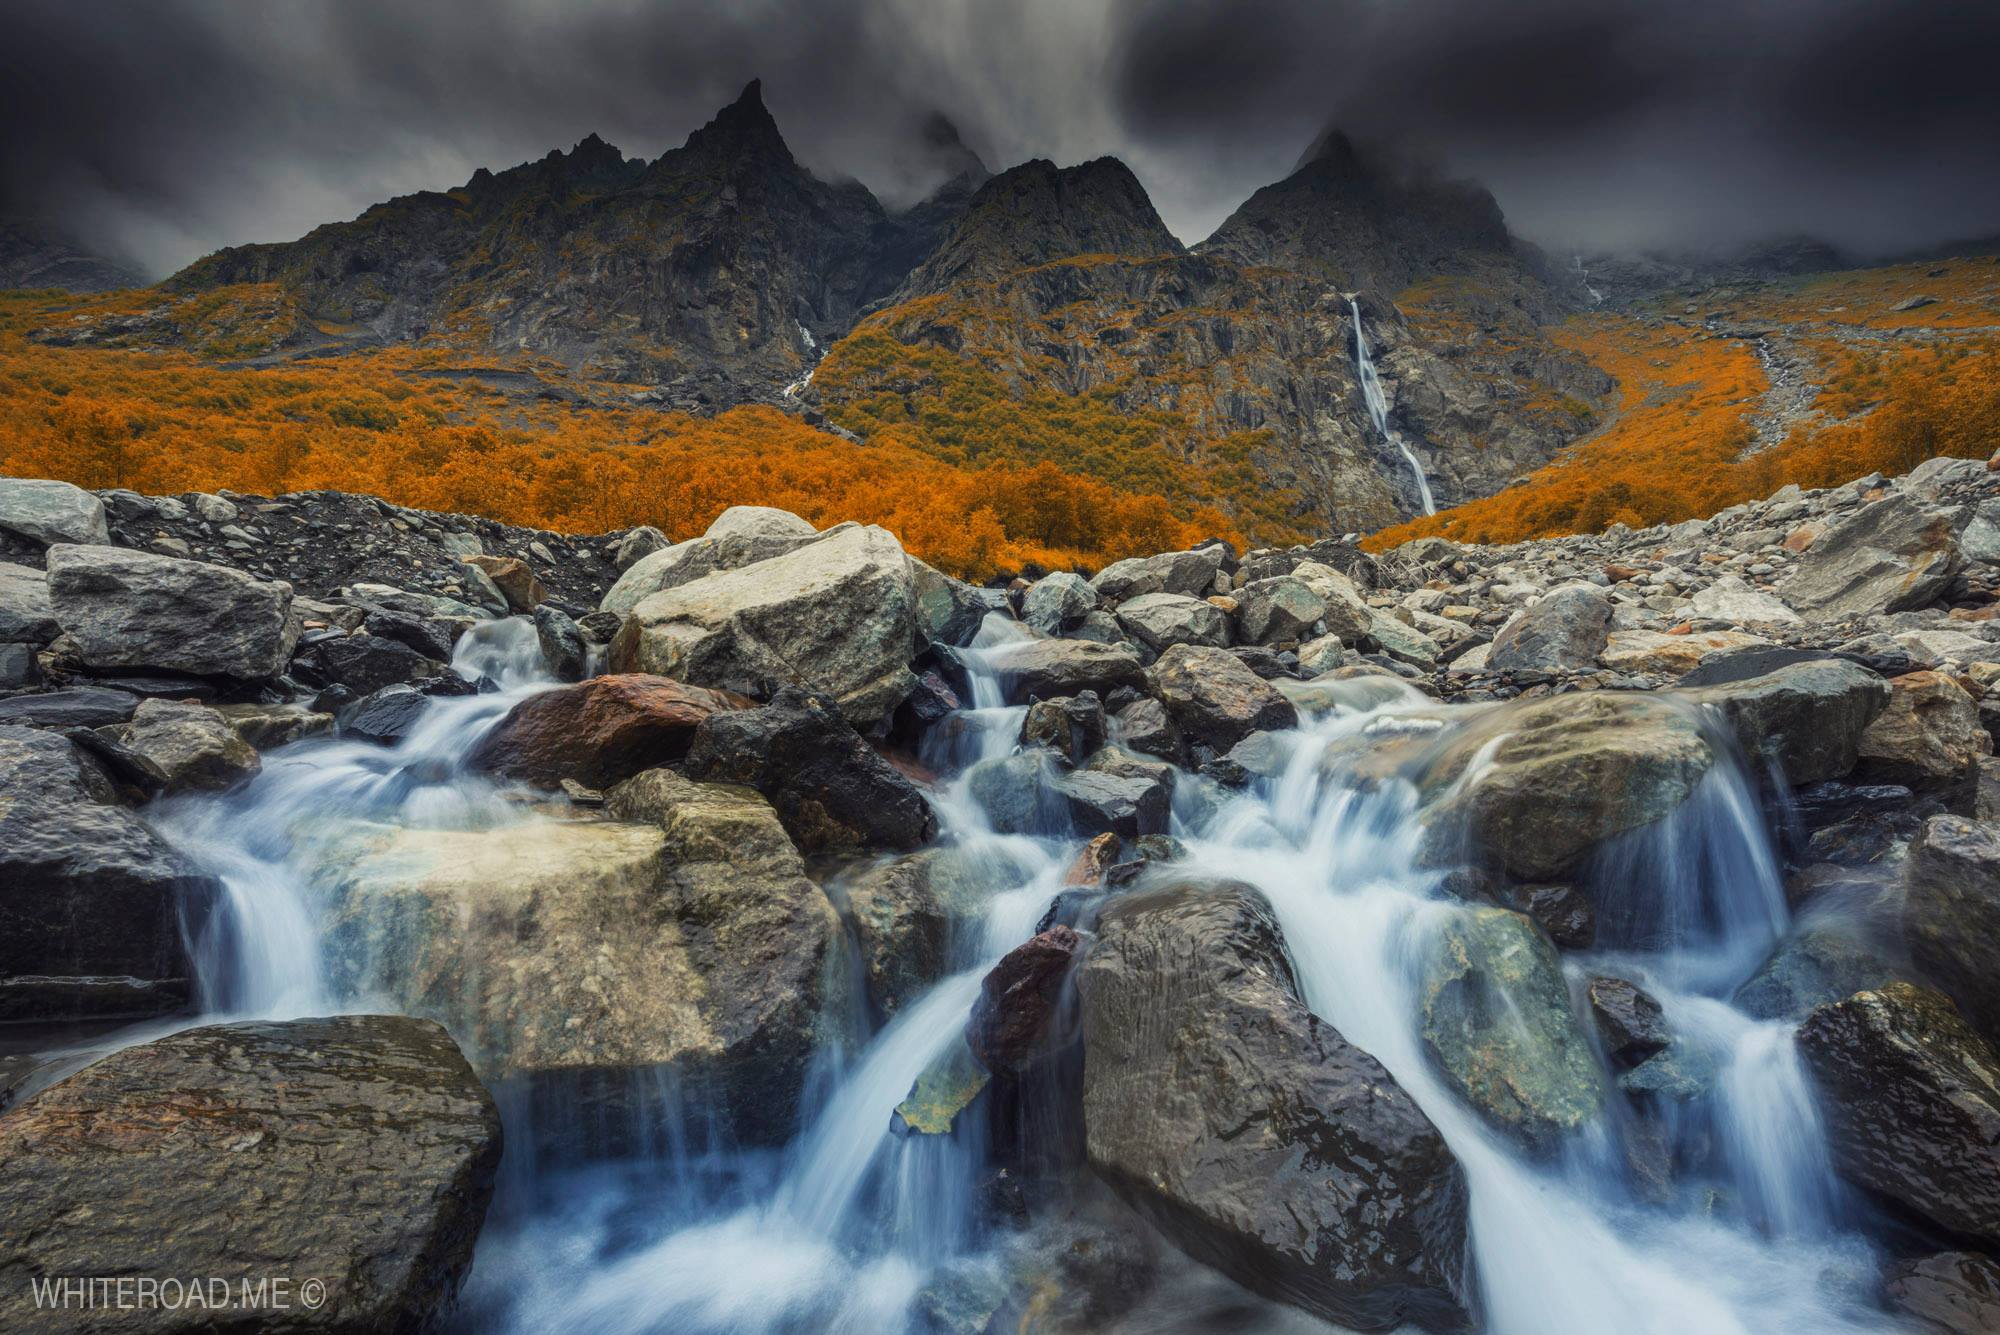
[1351,297,1437,517]
[128,612,1896,1332]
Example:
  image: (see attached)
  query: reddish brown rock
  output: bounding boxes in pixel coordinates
[966,925,1083,1075]
[468,673,749,789]
[462,554,547,612]
[1063,833,1121,886]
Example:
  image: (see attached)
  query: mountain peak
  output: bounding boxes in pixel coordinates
[1293,125,1362,177]
[898,154,1181,297]
[674,77,793,168]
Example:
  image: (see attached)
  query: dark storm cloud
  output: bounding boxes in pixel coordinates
[4,0,1998,278]
[1110,0,2000,255]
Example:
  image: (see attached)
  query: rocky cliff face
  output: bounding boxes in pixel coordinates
[166,83,973,403]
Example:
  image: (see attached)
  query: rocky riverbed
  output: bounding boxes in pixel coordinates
[5,460,2000,1332]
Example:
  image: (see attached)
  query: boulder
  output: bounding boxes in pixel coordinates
[1078,882,1471,1331]
[1598,629,1770,677]
[599,506,819,615]
[0,561,57,642]
[45,544,298,679]
[966,926,1083,1076]
[1486,583,1612,672]
[615,523,919,727]
[337,685,430,747]
[1425,692,1713,880]
[1733,924,1902,1022]
[911,558,994,648]
[1856,670,1990,789]
[1147,643,1298,753]
[1419,906,1606,1152]
[460,555,545,612]
[0,1016,500,1335]
[468,674,746,789]
[0,477,108,546]
[1022,571,1098,636]
[0,686,137,729]
[1797,983,2000,1246]
[1232,576,1326,645]
[612,524,669,571]
[1021,692,1108,763]
[1884,1252,2000,1335]
[324,788,839,1145]
[1782,494,1963,619]
[358,605,456,663]
[974,637,1147,705]
[1585,976,1668,1067]
[1685,658,1891,784]
[1113,696,1182,763]
[303,632,446,695]
[532,604,586,682]
[1090,548,1225,601]
[683,687,936,852]
[1688,575,1802,624]
[1056,767,1170,839]
[1115,591,1229,652]
[116,698,260,794]
[0,726,213,1021]
[1904,815,2000,1046]
[841,845,1025,1015]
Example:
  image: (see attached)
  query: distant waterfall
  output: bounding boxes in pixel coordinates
[1350,298,1436,516]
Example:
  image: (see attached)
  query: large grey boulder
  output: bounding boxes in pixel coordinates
[1115,591,1229,652]
[1685,658,1890,783]
[1420,906,1606,1152]
[1090,547,1225,601]
[1424,692,1713,881]
[45,544,298,678]
[1021,571,1098,636]
[1079,882,1471,1331]
[1147,643,1297,753]
[1904,816,2000,1047]
[599,506,821,614]
[0,1015,501,1335]
[0,726,214,1021]
[839,845,1028,1016]
[1782,494,1963,618]
[1233,576,1327,646]
[0,478,108,547]
[614,523,919,727]
[1798,983,2000,1247]
[910,559,994,648]
[116,698,261,794]
[973,637,1147,705]
[1487,583,1612,672]
[322,785,840,1145]
[0,561,57,642]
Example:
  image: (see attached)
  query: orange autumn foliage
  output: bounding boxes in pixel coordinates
[0,290,1238,580]
[1370,298,2000,550]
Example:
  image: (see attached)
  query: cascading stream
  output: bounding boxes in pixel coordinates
[1351,296,1437,516]
[159,613,1893,1333]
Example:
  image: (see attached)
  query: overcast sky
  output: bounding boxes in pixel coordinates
[6,0,1998,278]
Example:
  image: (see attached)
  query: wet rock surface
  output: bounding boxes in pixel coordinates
[1078,881,1472,1332]
[0,1015,501,1335]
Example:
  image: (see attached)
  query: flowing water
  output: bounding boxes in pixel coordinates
[144,613,1899,1332]
[1350,297,1437,516]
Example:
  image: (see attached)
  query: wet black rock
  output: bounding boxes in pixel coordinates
[0,686,138,729]
[338,683,431,747]
[0,726,215,1020]
[1586,976,1669,1067]
[1078,880,1472,1331]
[684,686,937,852]
[0,1015,501,1334]
[1798,982,2000,1246]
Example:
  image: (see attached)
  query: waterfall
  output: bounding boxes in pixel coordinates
[780,321,822,400]
[148,611,1893,1333]
[1350,297,1437,515]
